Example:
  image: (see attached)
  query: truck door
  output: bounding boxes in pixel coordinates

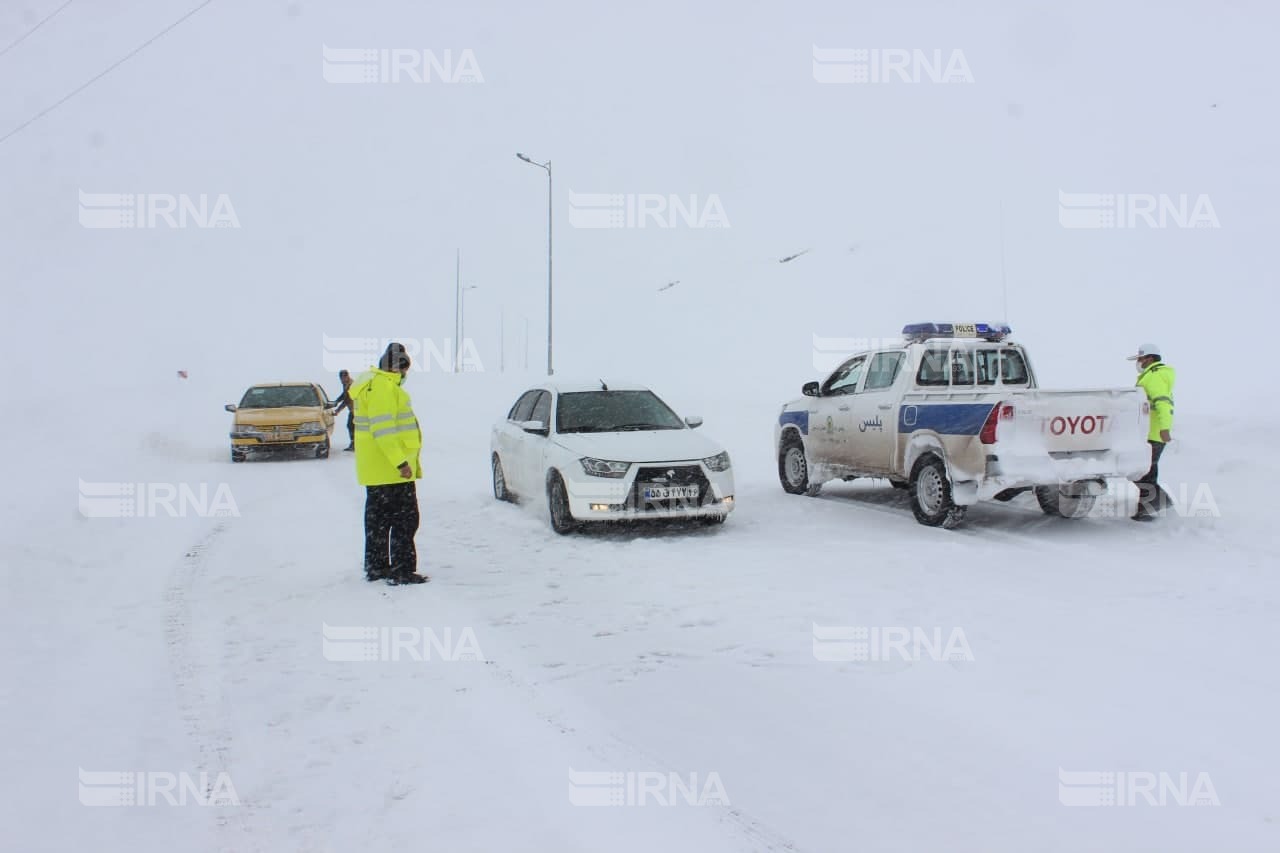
[848,351,904,475]
[811,354,867,466]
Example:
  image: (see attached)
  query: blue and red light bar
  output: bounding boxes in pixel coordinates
[902,322,1012,343]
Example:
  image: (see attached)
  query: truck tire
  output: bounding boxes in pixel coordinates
[909,454,967,529]
[779,434,821,496]
[1034,485,1096,519]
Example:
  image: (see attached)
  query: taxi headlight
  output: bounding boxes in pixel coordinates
[296,421,325,434]
[232,424,262,436]
[702,451,731,472]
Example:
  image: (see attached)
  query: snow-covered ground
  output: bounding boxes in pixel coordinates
[3,372,1276,852]
[5,0,1279,849]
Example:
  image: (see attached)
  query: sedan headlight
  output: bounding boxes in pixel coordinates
[702,451,731,472]
[580,457,632,478]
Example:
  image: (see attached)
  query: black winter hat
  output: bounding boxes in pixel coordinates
[379,342,412,371]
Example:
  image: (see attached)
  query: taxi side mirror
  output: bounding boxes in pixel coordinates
[224,404,237,413]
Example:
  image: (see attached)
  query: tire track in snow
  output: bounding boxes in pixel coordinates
[165,521,258,850]
[477,651,808,852]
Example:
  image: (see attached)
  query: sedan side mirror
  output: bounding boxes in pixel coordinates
[684,416,704,429]
[520,420,549,435]
[224,404,237,413]
[802,381,820,397]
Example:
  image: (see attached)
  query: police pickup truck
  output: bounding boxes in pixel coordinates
[775,323,1152,528]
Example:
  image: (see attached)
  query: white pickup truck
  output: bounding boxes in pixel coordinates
[775,323,1152,528]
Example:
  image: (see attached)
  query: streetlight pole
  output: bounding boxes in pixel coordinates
[516,152,553,376]
[459,284,478,371]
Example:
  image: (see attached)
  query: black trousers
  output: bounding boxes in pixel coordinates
[364,481,419,577]
[1134,440,1171,517]
[346,414,354,444]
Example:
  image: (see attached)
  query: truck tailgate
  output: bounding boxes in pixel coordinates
[994,388,1151,480]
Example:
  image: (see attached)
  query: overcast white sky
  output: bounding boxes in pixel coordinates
[2,0,1274,410]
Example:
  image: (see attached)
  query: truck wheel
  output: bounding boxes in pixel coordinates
[909,454,967,529]
[547,472,578,535]
[1034,485,1096,519]
[492,454,514,502]
[779,434,821,496]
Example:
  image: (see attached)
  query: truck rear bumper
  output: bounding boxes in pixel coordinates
[959,449,1150,504]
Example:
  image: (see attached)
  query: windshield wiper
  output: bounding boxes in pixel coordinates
[613,423,677,432]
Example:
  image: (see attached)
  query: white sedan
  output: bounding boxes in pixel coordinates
[490,381,735,533]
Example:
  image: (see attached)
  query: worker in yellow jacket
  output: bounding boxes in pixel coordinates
[1128,343,1175,521]
[351,342,427,584]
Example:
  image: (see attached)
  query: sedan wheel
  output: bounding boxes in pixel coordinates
[547,473,578,535]
[492,455,513,502]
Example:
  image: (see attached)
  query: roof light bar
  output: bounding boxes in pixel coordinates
[902,322,1012,343]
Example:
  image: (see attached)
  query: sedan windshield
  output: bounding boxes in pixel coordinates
[556,391,686,434]
[239,385,321,409]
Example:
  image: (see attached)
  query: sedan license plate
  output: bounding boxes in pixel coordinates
[643,484,699,501]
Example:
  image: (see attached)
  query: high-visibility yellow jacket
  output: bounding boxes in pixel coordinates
[350,368,422,486]
[1136,361,1175,442]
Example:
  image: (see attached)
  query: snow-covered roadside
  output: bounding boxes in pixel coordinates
[3,372,1277,852]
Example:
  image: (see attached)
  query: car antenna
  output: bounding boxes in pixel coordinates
[599,379,609,391]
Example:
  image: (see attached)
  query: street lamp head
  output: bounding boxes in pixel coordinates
[516,152,532,163]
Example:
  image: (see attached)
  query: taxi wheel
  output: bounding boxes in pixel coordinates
[231,448,247,463]
[314,439,330,459]
[909,454,967,529]
[779,434,820,496]
[547,472,578,535]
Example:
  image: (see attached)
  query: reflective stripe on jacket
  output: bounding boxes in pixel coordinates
[350,368,422,486]
[1136,361,1176,442]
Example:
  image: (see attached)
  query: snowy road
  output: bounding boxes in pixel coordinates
[5,378,1278,852]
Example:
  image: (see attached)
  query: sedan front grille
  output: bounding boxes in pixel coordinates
[626,465,713,511]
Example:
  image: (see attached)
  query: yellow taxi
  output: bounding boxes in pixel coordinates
[225,382,335,462]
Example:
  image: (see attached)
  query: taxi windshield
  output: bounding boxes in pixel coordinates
[239,385,321,409]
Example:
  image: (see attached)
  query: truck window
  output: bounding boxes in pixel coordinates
[950,350,975,386]
[1000,349,1029,384]
[824,355,867,395]
[976,350,998,385]
[916,349,949,386]
[864,352,904,391]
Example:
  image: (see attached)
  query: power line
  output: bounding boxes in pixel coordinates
[0,0,215,146]
[0,0,74,60]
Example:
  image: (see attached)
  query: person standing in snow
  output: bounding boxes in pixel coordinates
[1128,343,1176,521]
[351,343,427,584]
[330,369,355,451]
